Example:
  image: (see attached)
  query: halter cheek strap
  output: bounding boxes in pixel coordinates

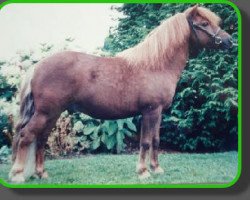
[193,23,222,45]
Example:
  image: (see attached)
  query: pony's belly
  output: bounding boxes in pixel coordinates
[89,111,139,120]
[68,102,140,120]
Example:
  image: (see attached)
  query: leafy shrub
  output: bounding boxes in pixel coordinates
[72,113,137,153]
[0,110,10,147]
[0,145,11,163]
[0,101,16,148]
[47,112,77,157]
[161,50,238,152]
[46,111,138,156]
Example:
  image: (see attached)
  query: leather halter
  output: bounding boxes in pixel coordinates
[188,18,222,48]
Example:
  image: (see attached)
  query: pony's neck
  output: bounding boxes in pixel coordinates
[164,41,190,76]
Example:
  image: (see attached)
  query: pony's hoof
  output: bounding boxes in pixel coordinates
[152,166,164,174]
[41,171,49,179]
[35,170,49,179]
[138,170,151,180]
[10,172,25,183]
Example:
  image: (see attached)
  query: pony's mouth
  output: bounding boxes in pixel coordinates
[207,41,235,52]
[220,37,235,50]
[220,43,231,50]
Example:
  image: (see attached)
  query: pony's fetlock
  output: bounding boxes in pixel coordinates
[36,170,49,179]
[9,163,23,178]
[138,170,151,179]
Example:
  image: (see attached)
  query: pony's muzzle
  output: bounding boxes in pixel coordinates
[220,36,234,50]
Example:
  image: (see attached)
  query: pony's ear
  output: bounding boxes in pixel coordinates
[186,4,199,19]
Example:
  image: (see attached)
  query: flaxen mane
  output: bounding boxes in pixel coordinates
[117,7,221,70]
[117,13,190,70]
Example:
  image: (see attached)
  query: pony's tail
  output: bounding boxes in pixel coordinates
[15,77,36,179]
[16,78,35,133]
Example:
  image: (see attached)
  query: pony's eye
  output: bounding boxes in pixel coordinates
[201,21,209,27]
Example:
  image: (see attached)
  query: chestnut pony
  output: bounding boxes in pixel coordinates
[9,5,233,182]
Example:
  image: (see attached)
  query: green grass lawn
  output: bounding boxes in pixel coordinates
[0,151,238,186]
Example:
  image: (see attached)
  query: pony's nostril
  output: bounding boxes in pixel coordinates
[215,36,222,45]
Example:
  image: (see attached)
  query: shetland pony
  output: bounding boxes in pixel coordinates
[9,5,233,182]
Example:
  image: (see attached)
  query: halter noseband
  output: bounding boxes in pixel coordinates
[188,18,223,47]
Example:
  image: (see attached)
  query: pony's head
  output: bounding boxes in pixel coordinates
[185,5,233,50]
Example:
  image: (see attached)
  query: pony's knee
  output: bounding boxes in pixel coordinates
[141,142,150,150]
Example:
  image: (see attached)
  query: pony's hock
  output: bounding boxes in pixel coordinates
[10,5,233,183]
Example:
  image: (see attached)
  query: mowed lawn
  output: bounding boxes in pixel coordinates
[0,152,238,186]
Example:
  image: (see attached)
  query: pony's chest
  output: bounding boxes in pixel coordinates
[139,73,177,106]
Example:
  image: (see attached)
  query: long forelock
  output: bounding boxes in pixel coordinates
[197,7,221,26]
[116,12,190,69]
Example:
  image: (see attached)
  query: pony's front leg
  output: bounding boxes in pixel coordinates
[150,124,164,174]
[137,106,162,179]
[35,117,58,179]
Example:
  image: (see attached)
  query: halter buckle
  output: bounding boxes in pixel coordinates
[214,36,222,45]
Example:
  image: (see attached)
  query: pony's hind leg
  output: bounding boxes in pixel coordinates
[137,107,162,179]
[35,140,48,179]
[9,112,50,183]
[35,116,59,179]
